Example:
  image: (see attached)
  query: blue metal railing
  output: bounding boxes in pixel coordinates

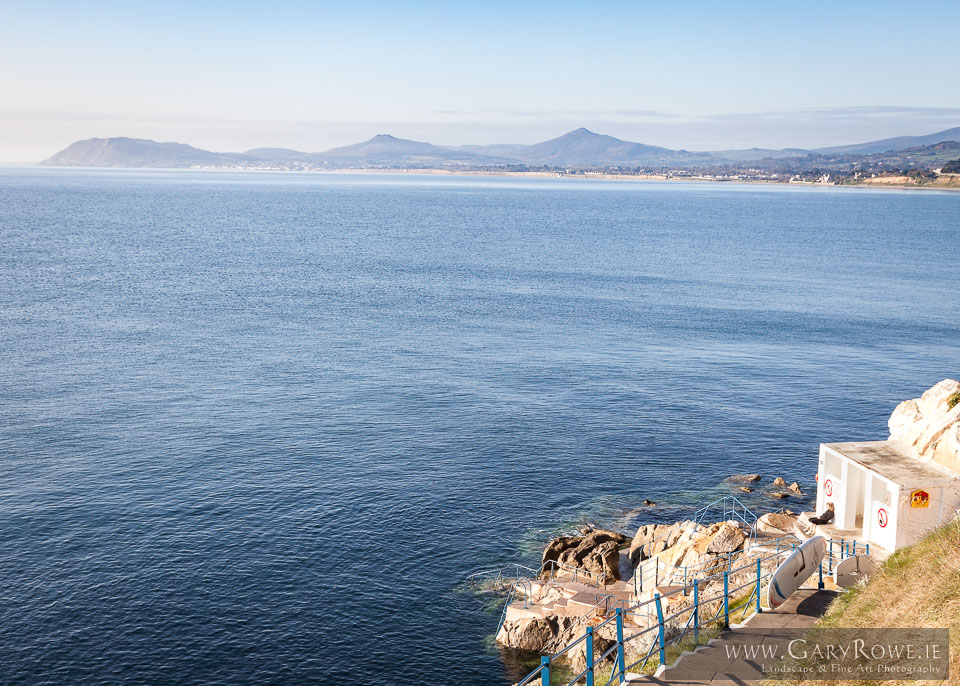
[633,531,801,595]
[633,496,761,576]
[694,495,759,546]
[817,538,870,589]
[512,536,869,686]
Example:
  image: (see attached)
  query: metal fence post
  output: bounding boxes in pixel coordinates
[818,561,824,590]
[615,608,626,683]
[723,571,730,629]
[865,543,870,556]
[693,580,700,644]
[828,539,834,573]
[540,656,549,686]
[654,592,666,668]
[585,626,595,686]
[756,558,763,613]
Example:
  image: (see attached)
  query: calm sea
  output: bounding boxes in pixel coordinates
[1,168,958,685]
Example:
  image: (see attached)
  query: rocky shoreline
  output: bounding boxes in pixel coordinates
[492,379,960,677]
[494,475,807,665]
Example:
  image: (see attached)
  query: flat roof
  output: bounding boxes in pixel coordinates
[823,440,960,487]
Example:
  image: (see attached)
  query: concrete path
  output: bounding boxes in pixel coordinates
[626,588,837,685]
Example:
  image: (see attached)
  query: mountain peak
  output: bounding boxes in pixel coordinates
[42,136,227,167]
[516,128,672,165]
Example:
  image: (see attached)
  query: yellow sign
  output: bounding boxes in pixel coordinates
[910,489,930,508]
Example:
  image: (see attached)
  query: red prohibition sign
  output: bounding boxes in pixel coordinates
[877,508,888,528]
[824,479,833,497]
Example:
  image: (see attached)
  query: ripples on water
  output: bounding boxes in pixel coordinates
[0,169,958,684]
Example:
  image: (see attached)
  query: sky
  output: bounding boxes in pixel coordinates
[2,0,960,162]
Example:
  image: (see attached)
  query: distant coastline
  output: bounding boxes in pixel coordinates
[39,127,960,190]
[330,166,960,191]
[18,163,960,192]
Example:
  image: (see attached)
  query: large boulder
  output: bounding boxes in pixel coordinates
[496,616,562,651]
[666,521,700,547]
[704,522,746,554]
[542,536,583,567]
[557,546,589,567]
[934,424,960,470]
[889,379,960,473]
[544,529,628,582]
[659,524,714,569]
[580,529,628,549]
[757,512,798,536]
[580,540,621,581]
[629,523,675,564]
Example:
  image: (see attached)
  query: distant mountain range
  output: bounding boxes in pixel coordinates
[43,126,960,171]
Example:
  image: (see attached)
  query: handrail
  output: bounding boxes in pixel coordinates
[498,579,535,631]
[474,558,610,634]
[634,533,800,593]
[465,562,542,585]
[694,495,758,529]
[564,593,615,634]
[512,535,868,686]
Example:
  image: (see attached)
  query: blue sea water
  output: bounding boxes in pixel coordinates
[0,168,958,685]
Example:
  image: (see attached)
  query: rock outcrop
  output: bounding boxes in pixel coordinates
[888,379,960,472]
[756,512,798,536]
[541,529,628,582]
[704,521,746,554]
[498,517,755,657]
[629,520,699,565]
[642,520,747,577]
[496,615,575,651]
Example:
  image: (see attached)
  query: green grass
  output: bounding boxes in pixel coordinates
[947,391,960,410]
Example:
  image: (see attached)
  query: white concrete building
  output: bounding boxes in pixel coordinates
[816,440,960,553]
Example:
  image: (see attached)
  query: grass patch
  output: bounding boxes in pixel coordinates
[948,391,960,410]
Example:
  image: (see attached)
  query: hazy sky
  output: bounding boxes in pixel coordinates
[2,0,959,162]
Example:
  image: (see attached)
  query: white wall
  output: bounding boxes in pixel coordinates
[895,484,960,549]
